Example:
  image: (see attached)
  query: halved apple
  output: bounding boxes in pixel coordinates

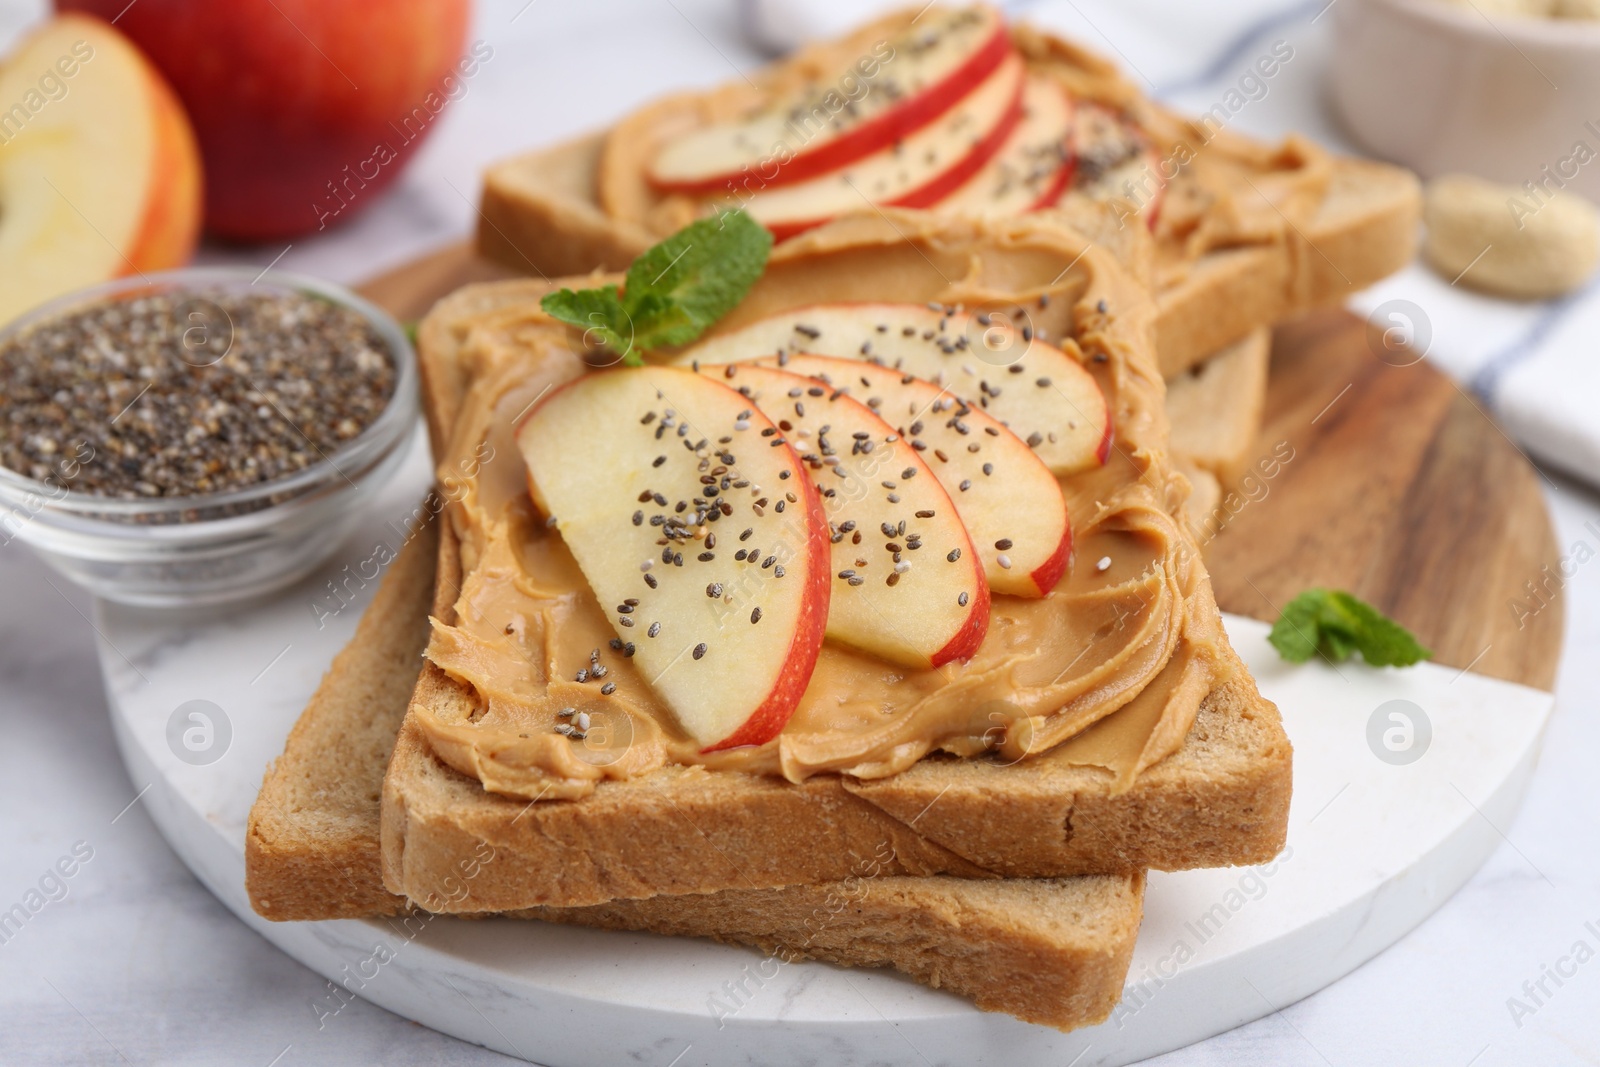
[740,52,1026,242]
[0,14,202,325]
[1057,100,1165,227]
[700,361,987,667]
[676,302,1111,475]
[763,354,1071,596]
[515,367,830,751]
[935,74,1074,218]
[648,5,1011,195]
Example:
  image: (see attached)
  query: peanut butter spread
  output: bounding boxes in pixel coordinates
[415,214,1231,802]
[597,8,1332,297]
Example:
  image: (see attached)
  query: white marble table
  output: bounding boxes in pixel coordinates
[2,0,1598,1063]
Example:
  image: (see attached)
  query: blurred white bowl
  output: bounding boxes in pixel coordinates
[1330,0,1600,203]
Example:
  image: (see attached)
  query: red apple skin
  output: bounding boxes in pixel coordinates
[1144,163,1166,231]
[1028,523,1074,596]
[650,20,1013,197]
[889,71,1023,211]
[1133,144,1166,232]
[763,67,1025,243]
[56,0,471,241]
[1096,399,1114,465]
[703,458,832,752]
[125,57,203,272]
[1026,153,1077,213]
[1023,87,1079,213]
[929,576,990,668]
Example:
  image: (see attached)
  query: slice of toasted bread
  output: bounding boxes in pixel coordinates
[1166,329,1271,488]
[245,516,1144,1032]
[475,13,1418,379]
[480,136,1414,379]
[383,213,1292,912]
[247,518,441,922]
[387,639,1284,912]
[519,874,1144,1031]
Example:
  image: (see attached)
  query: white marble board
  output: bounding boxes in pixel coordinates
[93,429,1556,1066]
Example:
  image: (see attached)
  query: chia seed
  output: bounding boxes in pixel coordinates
[0,288,396,501]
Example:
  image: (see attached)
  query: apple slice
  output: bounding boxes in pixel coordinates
[935,74,1074,218]
[677,302,1111,475]
[648,5,1010,195]
[516,367,830,751]
[0,15,201,325]
[741,53,1025,242]
[700,362,987,667]
[1056,101,1165,227]
[763,354,1071,596]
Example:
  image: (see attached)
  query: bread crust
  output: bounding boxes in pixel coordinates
[521,871,1146,1031]
[246,520,439,921]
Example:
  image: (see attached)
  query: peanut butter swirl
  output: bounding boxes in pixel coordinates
[414,214,1230,802]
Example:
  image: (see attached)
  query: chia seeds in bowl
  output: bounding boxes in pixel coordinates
[0,267,419,606]
[3,287,398,518]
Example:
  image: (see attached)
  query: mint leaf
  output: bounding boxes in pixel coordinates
[540,210,772,363]
[1329,592,1432,667]
[540,285,641,365]
[1269,588,1430,667]
[622,209,773,350]
[625,289,696,349]
[1268,593,1324,662]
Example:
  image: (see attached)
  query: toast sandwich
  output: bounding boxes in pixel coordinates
[475,4,1418,377]
[381,211,1292,914]
[247,518,1144,1031]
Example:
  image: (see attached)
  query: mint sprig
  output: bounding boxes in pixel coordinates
[1269,588,1430,667]
[541,285,634,356]
[540,210,773,365]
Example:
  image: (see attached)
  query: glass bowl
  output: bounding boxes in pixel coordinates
[0,267,419,607]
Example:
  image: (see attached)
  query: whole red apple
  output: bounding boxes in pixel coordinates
[57,0,473,241]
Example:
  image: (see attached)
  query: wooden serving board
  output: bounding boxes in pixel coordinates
[357,242,1565,691]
